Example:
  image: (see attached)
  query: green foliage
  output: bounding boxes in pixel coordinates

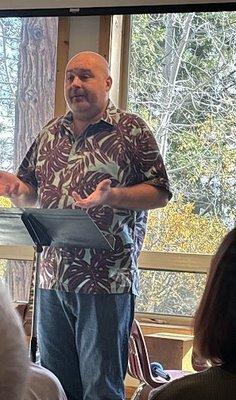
[144,198,227,254]
[137,269,206,315]
[139,198,227,315]
[129,12,236,231]
[130,12,236,316]
[168,114,236,224]
[0,196,12,207]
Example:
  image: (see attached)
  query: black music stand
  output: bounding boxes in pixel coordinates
[0,207,114,362]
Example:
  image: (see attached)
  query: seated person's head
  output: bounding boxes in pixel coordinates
[0,283,29,399]
[194,227,236,366]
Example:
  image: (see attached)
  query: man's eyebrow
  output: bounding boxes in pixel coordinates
[66,68,92,75]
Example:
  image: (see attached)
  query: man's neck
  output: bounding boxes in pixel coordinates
[72,102,108,136]
[72,119,91,136]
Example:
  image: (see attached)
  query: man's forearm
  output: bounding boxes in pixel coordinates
[105,183,169,210]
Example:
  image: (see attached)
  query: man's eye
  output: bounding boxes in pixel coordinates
[81,74,91,80]
[67,75,74,82]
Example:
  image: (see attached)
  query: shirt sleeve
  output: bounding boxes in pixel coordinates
[16,138,38,191]
[16,116,60,191]
[131,117,172,200]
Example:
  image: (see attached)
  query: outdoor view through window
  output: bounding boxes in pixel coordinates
[128,11,236,317]
[0,17,58,301]
[0,13,235,318]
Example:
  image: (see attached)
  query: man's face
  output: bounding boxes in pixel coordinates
[64,54,112,121]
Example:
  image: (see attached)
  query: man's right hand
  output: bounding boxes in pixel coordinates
[0,171,37,206]
[0,171,22,198]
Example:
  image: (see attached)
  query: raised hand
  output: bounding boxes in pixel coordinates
[0,171,21,198]
[72,179,112,209]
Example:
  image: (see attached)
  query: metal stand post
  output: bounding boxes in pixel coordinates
[30,244,43,362]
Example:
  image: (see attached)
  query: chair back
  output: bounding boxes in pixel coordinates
[128,319,189,389]
[128,319,167,388]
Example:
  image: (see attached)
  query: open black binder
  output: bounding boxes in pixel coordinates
[0,207,114,361]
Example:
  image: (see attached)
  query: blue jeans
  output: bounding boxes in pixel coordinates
[37,289,135,400]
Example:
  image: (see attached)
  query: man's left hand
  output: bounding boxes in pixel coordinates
[72,179,112,209]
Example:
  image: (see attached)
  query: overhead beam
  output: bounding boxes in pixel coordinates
[0,2,235,17]
[0,0,235,9]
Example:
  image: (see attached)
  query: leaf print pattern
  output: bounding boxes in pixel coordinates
[17,100,171,295]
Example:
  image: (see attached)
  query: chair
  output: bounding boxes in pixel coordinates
[128,319,189,400]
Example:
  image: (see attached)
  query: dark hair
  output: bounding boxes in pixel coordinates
[194,227,236,365]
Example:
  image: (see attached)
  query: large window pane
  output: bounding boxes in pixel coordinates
[0,17,58,301]
[128,12,236,255]
[128,11,235,318]
[137,269,206,317]
[0,259,34,302]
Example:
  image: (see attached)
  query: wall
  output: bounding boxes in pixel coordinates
[68,16,100,57]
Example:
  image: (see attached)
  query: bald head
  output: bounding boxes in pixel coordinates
[67,51,110,77]
[64,51,112,122]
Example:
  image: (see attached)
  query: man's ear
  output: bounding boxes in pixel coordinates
[106,76,112,91]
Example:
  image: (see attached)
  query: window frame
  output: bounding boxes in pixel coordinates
[0,246,34,261]
[54,16,70,117]
[0,13,213,328]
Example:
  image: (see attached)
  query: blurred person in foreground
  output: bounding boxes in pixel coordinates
[150,227,236,400]
[0,282,29,400]
[0,283,67,400]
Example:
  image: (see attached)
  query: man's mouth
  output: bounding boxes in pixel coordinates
[71,94,86,102]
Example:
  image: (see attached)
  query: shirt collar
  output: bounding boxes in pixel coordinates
[100,99,119,126]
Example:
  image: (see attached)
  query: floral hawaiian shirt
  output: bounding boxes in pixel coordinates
[17,100,171,295]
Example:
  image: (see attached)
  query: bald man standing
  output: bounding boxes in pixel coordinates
[0,52,171,400]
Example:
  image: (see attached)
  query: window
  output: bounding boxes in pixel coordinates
[125,11,236,320]
[0,16,58,301]
[138,270,206,317]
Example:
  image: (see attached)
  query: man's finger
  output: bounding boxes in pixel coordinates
[72,192,83,202]
[97,179,111,191]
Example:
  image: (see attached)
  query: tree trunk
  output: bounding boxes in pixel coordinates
[158,13,194,161]
[7,17,58,302]
[14,17,58,169]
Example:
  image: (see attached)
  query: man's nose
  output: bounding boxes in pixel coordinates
[72,76,82,87]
